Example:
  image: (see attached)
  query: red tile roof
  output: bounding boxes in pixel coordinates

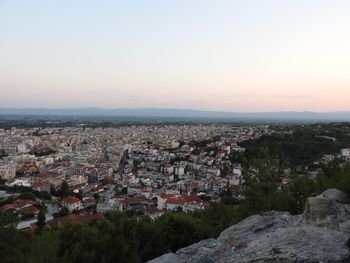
[34,173,50,179]
[165,194,202,205]
[32,182,49,188]
[18,205,40,216]
[62,196,80,204]
[0,204,15,213]
[13,199,34,208]
[47,213,104,227]
[159,193,177,199]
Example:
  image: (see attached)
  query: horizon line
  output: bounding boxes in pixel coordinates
[0,107,350,114]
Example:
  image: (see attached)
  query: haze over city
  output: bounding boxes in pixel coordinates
[1,0,350,112]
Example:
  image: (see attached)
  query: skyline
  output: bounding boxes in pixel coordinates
[1,1,350,112]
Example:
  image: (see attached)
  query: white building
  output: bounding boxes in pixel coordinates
[0,163,16,180]
[341,148,350,161]
[5,178,31,187]
[62,196,82,212]
[175,166,185,177]
[96,198,123,213]
[17,144,28,154]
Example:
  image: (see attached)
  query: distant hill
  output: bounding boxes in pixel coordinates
[0,108,349,121]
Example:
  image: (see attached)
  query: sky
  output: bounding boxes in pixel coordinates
[0,0,350,112]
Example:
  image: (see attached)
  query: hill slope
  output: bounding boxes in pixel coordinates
[149,189,350,263]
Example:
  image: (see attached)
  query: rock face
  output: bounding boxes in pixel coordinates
[149,189,350,263]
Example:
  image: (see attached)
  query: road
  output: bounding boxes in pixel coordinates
[118,151,128,177]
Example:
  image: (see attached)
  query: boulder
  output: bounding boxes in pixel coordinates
[149,189,350,263]
[218,215,264,242]
[218,211,296,243]
[232,226,350,263]
[148,253,184,263]
[176,239,225,263]
[303,196,334,220]
[321,188,349,204]
[302,189,350,228]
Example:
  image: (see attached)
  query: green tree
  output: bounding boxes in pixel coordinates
[59,181,70,197]
[36,209,46,230]
[0,214,28,263]
[56,207,69,217]
[242,147,293,212]
[288,174,316,213]
[158,213,209,252]
[27,232,59,263]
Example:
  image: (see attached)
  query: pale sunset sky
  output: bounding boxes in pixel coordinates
[0,0,349,112]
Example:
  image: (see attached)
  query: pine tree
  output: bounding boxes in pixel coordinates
[59,181,70,197]
[36,209,46,230]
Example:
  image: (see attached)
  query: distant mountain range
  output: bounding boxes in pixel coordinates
[0,108,349,121]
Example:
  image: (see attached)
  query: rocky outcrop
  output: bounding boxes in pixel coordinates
[149,189,350,263]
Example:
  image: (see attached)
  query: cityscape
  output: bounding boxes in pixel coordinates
[0,124,270,229]
[1,0,350,262]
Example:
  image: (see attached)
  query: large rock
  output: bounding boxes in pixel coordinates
[149,189,350,263]
[218,211,296,242]
[321,188,349,204]
[233,226,349,263]
[148,253,184,263]
[218,215,264,242]
[302,189,350,229]
[176,239,225,263]
[303,196,334,220]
